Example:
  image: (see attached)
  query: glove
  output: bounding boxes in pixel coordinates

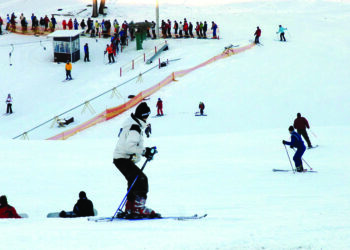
[143,147,157,161]
[282,140,287,145]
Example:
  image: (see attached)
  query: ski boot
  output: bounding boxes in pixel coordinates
[132,196,161,218]
[296,165,305,172]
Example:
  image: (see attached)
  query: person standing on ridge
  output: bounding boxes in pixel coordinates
[113,102,160,218]
[293,113,313,148]
[276,24,287,42]
[283,126,306,172]
[156,98,163,116]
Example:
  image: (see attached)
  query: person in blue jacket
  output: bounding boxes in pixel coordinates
[276,25,287,42]
[84,43,90,62]
[282,126,306,172]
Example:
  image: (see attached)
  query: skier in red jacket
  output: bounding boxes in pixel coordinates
[293,113,313,148]
[156,98,163,116]
[0,195,21,219]
[254,26,261,44]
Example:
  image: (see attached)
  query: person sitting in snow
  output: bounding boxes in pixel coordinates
[282,126,306,172]
[59,191,95,218]
[0,195,21,219]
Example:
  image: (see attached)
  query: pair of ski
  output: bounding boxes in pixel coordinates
[89,213,207,222]
[273,169,318,173]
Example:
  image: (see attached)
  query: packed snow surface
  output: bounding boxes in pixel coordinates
[1,0,350,249]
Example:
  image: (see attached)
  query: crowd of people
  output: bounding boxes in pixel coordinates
[0,12,219,40]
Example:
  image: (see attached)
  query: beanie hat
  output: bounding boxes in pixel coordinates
[135,102,151,119]
[288,126,294,132]
[0,195,8,206]
[79,191,86,199]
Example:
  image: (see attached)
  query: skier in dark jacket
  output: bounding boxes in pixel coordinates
[59,191,94,218]
[283,126,306,172]
[293,113,312,148]
[199,102,205,115]
[254,26,261,44]
[0,195,21,219]
[113,102,160,218]
[84,43,90,62]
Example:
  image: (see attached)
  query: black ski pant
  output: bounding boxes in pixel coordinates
[66,70,72,80]
[6,103,12,114]
[254,36,260,44]
[280,32,286,41]
[114,158,148,201]
[108,53,115,63]
[297,129,312,147]
[84,53,90,62]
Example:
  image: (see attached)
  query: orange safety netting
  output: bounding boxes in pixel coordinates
[47,42,255,140]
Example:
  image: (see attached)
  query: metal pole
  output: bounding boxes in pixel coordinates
[156,0,159,39]
[284,145,295,174]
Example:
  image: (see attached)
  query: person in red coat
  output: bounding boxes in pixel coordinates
[293,113,313,148]
[68,18,73,30]
[254,26,261,44]
[62,19,67,30]
[156,98,163,116]
[0,195,21,219]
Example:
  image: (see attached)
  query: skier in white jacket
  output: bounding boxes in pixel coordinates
[113,102,160,218]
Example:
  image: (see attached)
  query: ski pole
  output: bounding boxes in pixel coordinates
[284,144,295,174]
[310,129,317,138]
[292,148,313,170]
[112,147,157,220]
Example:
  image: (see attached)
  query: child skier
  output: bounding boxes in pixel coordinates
[65,60,72,80]
[282,126,306,172]
[113,102,160,218]
[156,98,163,116]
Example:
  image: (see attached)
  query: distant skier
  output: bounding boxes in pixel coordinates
[156,98,163,116]
[6,93,13,114]
[84,43,90,62]
[254,26,261,44]
[59,191,95,218]
[0,16,3,35]
[211,21,218,39]
[113,102,160,218]
[293,113,313,148]
[0,195,21,219]
[105,44,115,63]
[199,102,205,115]
[65,60,72,80]
[283,126,306,172]
[276,25,287,42]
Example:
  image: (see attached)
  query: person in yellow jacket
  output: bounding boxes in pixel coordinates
[65,60,72,80]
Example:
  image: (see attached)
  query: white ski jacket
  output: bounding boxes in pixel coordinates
[113,114,146,163]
